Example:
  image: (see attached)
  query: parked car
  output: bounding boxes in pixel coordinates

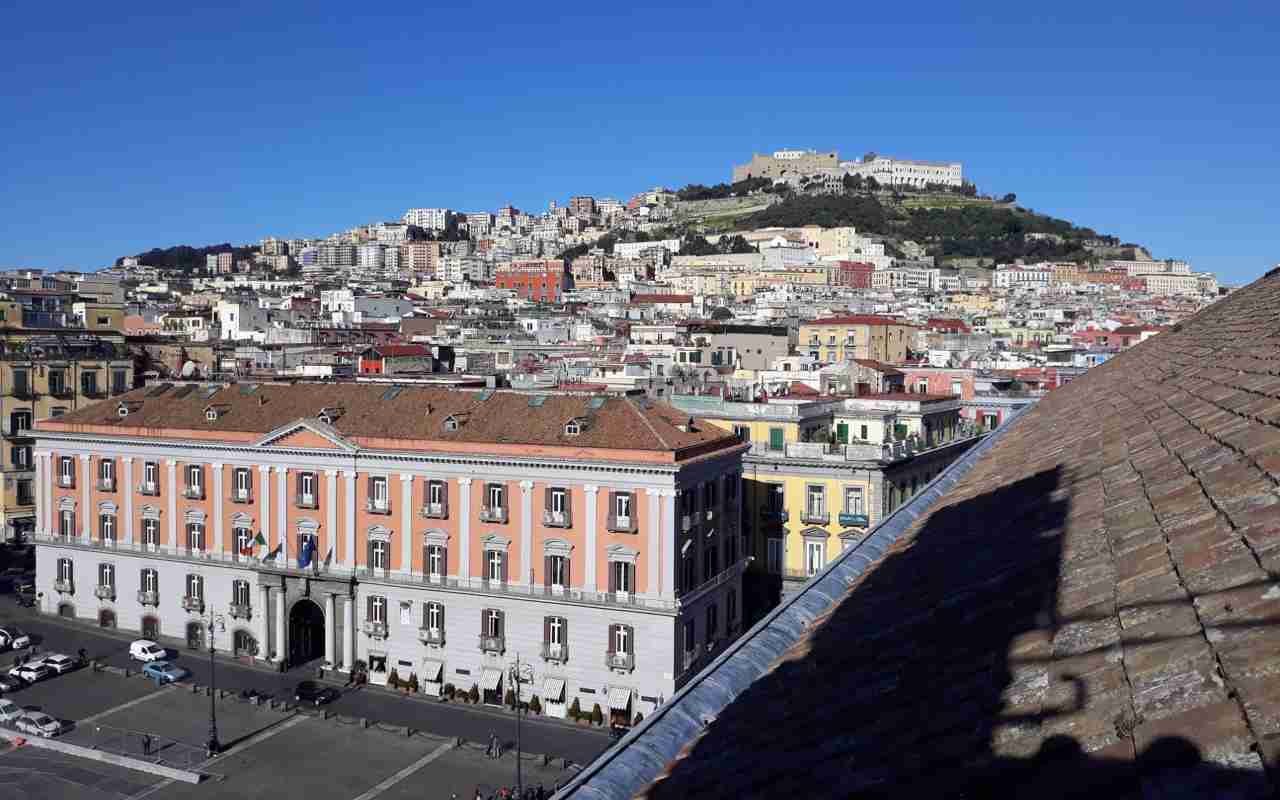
[141,661,189,685]
[15,711,63,738]
[8,662,50,683]
[0,626,30,650]
[42,654,78,675]
[13,591,35,608]
[0,698,21,724]
[0,674,23,693]
[129,640,166,662]
[294,680,340,706]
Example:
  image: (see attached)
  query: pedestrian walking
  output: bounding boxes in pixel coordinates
[474,788,483,800]
[142,734,152,756]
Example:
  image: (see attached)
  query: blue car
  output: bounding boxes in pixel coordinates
[141,660,189,685]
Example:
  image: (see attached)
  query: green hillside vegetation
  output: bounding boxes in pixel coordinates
[118,243,258,271]
[739,193,1105,264]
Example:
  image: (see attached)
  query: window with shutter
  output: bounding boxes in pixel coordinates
[606,491,618,530]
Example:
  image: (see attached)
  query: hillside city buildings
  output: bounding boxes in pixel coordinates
[16,151,1232,736]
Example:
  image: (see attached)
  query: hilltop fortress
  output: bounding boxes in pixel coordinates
[733,148,963,188]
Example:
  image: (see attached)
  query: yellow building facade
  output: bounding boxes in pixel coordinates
[798,316,915,364]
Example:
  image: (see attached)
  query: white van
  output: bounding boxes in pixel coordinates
[129,640,166,662]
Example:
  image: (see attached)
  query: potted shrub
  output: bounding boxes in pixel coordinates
[442,683,455,701]
[387,668,401,690]
[590,703,604,727]
[504,688,517,709]
[352,659,368,686]
[468,683,480,704]
[568,697,582,722]
[406,673,419,694]
[529,695,542,715]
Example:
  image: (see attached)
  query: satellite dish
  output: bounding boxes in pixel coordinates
[181,361,197,378]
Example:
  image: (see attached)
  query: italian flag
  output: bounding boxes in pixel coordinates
[242,531,266,556]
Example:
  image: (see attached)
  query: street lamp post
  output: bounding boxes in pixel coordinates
[205,608,227,757]
[508,655,534,796]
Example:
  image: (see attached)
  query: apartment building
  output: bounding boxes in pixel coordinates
[1,337,133,541]
[669,393,979,594]
[495,260,571,303]
[797,315,916,364]
[32,385,746,725]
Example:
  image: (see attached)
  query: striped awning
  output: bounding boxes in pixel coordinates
[420,659,443,682]
[608,686,633,712]
[542,677,565,702]
[480,668,503,692]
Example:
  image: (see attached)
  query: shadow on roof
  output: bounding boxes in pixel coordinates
[644,465,1274,799]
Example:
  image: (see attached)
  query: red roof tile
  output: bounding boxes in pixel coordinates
[806,314,913,326]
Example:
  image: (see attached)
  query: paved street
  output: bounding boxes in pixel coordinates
[0,597,609,767]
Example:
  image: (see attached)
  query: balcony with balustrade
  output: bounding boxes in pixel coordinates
[418,626,445,646]
[480,634,505,654]
[420,501,448,520]
[606,651,635,672]
[541,641,568,663]
[478,505,508,524]
[542,509,572,528]
[362,619,388,639]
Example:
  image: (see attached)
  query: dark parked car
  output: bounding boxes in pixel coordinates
[0,674,23,693]
[294,680,340,706]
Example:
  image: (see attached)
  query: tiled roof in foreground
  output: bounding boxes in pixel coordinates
[561,272,1280,798]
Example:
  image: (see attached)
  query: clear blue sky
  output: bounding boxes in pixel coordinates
[2,2,1277,284]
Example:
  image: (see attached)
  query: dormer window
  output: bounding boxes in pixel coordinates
[318,406,344,425]
[442,413,468,432]
[205,404,228,421]
[118,401,142,417]
[564,417,588,436]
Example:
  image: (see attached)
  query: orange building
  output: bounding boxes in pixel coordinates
[33,384,745,725]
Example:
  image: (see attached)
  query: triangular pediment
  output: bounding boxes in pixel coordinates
[254,418,359,452]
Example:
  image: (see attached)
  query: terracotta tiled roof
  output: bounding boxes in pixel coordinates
[806,314,912,326]
[361,344,430,357]
[852,358,905,375]
[606,272,1280,797]
[39,384,739,456]
[630,294,694,304]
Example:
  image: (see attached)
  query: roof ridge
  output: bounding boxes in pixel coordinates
[626,398,670,449]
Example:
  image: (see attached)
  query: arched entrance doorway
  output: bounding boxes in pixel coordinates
[288,599,324,667]
[141,616,159,640]
[186,622,205,651]
[99,609,116,628]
